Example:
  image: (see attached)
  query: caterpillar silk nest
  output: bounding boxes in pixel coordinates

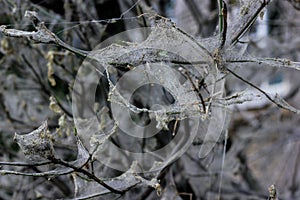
[14,120,55,162]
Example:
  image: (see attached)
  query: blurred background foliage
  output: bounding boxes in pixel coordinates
[0,0,300,199]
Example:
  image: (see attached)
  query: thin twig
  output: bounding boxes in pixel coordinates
[230,0,271,45]
[226,67,300,114]
[220,0,227,49]
[0,11,88,58]
[0,169,73,177]
[0,161,51,166]
[179,67,206,113]
[218,0,223,36]
[226,57,300,72]
[185,0,203,29]
[217,129,228,200]
[50,157,124,194]
[22,54,73,117]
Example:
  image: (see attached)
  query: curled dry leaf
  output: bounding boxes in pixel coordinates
[14,120,55,162]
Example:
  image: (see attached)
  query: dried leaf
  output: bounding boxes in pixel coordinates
[49,96,62,114]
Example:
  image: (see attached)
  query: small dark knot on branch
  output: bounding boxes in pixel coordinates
[24,11,42,28]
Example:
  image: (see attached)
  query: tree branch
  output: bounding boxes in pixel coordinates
[226,67,300,114]
[227,57,300,72]
[230,0,271,45]
[0,161,51,166]
[0,11,88,58]
[49,157,124,194]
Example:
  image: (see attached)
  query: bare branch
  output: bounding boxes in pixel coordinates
[0,10,88,57]
[229,0,271,45]
[49,157,124,194]
[0,168,73,177]
[216,90,262,106]
[226,67,300,114]
[227,57,300,72]
[0,161,51,167]
[218,0,227,49]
